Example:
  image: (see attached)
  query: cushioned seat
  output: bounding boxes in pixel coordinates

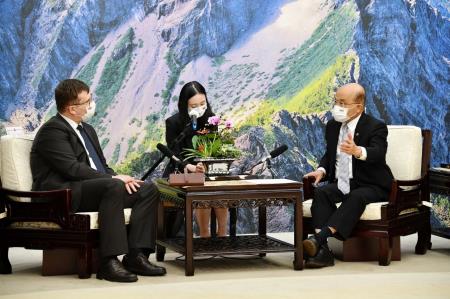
[0,135,132,230]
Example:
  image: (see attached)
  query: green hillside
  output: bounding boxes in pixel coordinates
[268,2,358,100]
[76,46,105,86]
[92,28,135,128]
[241,53,358,128]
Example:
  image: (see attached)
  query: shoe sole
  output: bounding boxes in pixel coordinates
[122,266,166,276]
[303,239,319,257]
[305,260,335,269]
[96,272,138,282]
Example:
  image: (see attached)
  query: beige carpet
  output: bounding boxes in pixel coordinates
[1,233,449,299]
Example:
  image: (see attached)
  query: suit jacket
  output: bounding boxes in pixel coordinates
[30,114,116,211]
[319,113,393,194]
[163,112,214,176]
[165,113,196,160]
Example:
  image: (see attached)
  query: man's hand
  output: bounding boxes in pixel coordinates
[113,174,143,194]
[303,170,325,185]
[340,132,362,158]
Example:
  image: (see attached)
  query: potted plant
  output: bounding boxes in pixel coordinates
[183,116,241,175]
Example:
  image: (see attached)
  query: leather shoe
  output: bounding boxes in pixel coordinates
[122,253,167,276]
[305,244,335,268]
[96,257,138,282]
[303,235,320,257]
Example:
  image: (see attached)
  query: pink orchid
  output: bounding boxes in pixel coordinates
[225,120,233,128]
[208,116,221,126]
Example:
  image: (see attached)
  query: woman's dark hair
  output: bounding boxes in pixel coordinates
[177,81,214,127]
[55,79,89,112]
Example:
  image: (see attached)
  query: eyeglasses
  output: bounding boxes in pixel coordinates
[71,97,92,108]
[333,99,361,108]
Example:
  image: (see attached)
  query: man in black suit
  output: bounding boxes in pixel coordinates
[303,83,393,268]
[30,79,166,282]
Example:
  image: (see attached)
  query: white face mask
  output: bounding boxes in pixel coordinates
[188,104,207,119]
[81,101,96,122]
[331,105,349,123]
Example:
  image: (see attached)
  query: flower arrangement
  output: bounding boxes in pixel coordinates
[183,116,241,159]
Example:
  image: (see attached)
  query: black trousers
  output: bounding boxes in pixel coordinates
[76,178,159,257]
[311,181,389,239]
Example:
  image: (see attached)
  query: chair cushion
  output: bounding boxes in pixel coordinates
[9,208,132,230]
[386,125,422,181]
[303,199,431,220]
[0,135,34,202]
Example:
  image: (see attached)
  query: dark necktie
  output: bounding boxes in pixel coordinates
[77,125,107,174]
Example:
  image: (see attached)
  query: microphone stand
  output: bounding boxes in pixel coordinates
[264,159,278,179]
[141,122,192,181]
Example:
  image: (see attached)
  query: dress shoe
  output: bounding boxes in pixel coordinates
[96,257,138,282]
[303,235,320,257]
[122,253,167,276]
[305,244,335,268]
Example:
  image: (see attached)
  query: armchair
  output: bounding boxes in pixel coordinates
[0,135,132,278]
[302,126,432,265]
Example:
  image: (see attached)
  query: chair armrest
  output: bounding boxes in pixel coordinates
[385,174,430,218]
[302,176,316,200]
[0,187,73,228]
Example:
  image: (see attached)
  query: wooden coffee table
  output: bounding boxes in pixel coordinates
[155,178,303,276]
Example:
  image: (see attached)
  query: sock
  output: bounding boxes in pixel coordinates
[128,248,143,258]
[314,227,333,245]
[100,255,117,265]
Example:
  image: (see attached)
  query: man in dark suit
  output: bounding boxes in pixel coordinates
[303,83,393,268]
[30,79,166,282]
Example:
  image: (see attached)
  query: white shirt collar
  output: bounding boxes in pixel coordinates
[345,113,362,132]
[59,113,81,131]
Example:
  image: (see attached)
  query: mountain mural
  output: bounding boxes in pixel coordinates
[0,0,448,233]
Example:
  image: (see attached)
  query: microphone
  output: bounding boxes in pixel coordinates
[156,143,186,169]
[254,144,288,166]
[191,114,197,130]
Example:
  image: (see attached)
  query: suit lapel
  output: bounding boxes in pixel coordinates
[352,113,367,175]
[354,112,367,144]
[55,114,90,163]
[329,121,341,177]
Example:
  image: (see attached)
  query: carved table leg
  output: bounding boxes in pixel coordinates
[185,197,194,276]
[229,208,237,237]
[294,195,303,270]
[258,206,267,257]
[0,246,12,274]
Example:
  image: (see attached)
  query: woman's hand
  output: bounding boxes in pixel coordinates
[186,163,205,173]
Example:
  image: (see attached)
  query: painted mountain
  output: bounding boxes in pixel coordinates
[0,0,449,233]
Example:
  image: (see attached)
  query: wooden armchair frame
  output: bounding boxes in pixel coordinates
[0,184,96,278]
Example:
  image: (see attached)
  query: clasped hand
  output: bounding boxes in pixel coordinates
[113,174,143,194]
[185,162,205,173]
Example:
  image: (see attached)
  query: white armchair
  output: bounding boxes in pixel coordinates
[302,125,432,265]
[0,135,131,278]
